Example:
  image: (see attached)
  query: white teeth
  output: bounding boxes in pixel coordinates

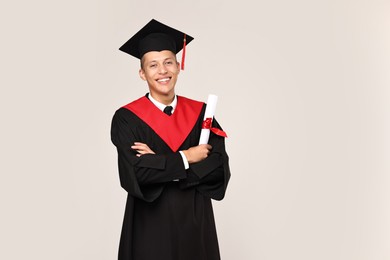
[157,78,170,82]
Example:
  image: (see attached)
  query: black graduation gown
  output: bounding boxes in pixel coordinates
[111,96,230,260]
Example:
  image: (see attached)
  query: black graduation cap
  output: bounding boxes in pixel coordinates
[119,19,194,69]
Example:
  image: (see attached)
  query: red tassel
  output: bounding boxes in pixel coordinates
[181,34,186,70]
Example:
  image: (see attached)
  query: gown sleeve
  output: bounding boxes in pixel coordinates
[111,109,187,202]
[179,118,231,200]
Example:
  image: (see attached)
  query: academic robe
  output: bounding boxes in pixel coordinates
[111,95,231,260]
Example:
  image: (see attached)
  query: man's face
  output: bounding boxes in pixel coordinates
[139,50,180,101]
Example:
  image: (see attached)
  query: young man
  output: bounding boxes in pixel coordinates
[111,19,231,260]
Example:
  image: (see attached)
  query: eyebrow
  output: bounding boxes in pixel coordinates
[147,57,174,64]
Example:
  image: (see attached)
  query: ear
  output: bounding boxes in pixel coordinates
[176,62,181,74]
[139,68,146,81]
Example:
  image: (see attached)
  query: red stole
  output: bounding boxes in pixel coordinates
[123,96,204,152]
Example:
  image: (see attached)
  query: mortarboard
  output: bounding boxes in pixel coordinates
[119,19,194,70]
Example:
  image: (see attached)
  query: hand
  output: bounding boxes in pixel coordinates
[182,144,212,164]
[131,142,155,157]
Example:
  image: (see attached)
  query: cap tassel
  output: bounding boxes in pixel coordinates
[181,34,187,70]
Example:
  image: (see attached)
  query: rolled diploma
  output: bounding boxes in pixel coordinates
[199,94,218,144]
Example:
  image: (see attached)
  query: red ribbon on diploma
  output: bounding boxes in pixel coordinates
[202,118,227,137]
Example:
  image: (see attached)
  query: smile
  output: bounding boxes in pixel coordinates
[157,77,171,82]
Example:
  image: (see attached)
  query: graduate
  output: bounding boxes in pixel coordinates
[111,19,231,260]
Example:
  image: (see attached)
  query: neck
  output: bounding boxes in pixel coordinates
[149,92,175,105]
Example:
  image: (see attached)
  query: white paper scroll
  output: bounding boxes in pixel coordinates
[198,94,218,145]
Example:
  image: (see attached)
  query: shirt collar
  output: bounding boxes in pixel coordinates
[148,93,177,114]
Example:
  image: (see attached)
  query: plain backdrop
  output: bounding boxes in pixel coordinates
[1,0,389,259]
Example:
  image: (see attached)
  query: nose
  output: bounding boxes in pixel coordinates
[158,64,167,74]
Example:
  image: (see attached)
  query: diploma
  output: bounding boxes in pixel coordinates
[199,94,219,144]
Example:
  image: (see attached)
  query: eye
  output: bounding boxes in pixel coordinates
[149,63,157,68]
[165,60,173,65]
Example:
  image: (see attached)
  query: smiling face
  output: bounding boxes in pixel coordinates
[139,50,180,105]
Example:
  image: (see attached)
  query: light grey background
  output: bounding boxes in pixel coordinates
[1,0,389,259]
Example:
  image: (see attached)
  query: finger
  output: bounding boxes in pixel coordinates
[199,144,212,150]
[132,144,149,150]
[136,148,155,155]
[132,143,146,148]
